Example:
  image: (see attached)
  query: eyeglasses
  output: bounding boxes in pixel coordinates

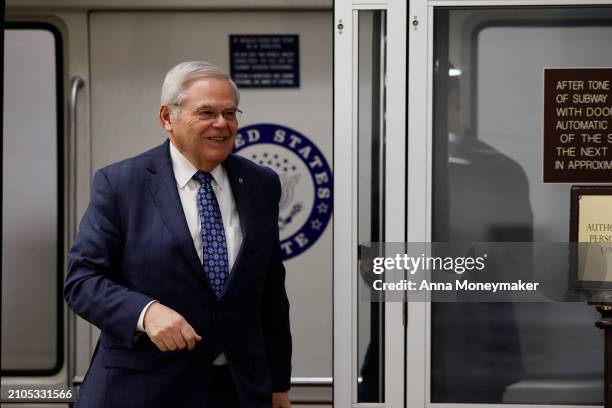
[191,107,243,122]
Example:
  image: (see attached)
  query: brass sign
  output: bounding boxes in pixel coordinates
[544,68,612,183]
[570,186,612,288]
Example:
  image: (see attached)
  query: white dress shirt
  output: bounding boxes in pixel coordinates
[136,140,243,365]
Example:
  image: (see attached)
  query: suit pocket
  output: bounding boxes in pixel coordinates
[102,350,157,407]
[102,349,156,371]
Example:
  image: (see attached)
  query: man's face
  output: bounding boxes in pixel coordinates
[163,77,238,171]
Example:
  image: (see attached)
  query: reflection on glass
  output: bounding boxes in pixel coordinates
[356,9,386,404]
[432,7,611,404]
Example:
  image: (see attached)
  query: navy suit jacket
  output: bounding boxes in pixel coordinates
[65,140,291,408]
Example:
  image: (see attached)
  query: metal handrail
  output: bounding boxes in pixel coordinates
[291,377,333,386]
[67,76,84,394]
[72,376,332,387]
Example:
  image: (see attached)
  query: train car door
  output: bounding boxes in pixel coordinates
[2,20,73,407]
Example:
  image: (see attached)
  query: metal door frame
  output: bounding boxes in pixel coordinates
[334,1,407,406]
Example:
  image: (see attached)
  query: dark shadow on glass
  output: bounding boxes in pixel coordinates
[432,14,531,401]
[432,61,532,404]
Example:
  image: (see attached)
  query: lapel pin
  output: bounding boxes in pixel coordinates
[238,177,244,184]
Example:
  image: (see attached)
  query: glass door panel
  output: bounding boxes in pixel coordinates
[357,9,387,404]
[431,7,612,404]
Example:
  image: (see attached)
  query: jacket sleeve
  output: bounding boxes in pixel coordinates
[261,171,292,392]
[64,168,154,348]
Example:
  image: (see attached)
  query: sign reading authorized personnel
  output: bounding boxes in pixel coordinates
[544,68,612,183]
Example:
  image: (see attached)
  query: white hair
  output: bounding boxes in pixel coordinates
[160,61,240,116]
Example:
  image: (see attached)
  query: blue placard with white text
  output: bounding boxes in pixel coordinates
[229,35,300,88]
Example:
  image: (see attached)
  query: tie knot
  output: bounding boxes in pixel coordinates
[193,170,212,185]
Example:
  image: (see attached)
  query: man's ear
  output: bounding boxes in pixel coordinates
[159,105,173,131]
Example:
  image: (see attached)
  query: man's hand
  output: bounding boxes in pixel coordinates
[272,392,292,408]
[143,302,202,351]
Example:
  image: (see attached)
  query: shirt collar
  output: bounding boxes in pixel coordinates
[169,140,226,190]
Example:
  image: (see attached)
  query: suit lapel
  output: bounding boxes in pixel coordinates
[146,140,214,294]
[223,155,256,292]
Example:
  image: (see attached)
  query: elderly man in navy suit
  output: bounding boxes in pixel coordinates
[64,61,292,408]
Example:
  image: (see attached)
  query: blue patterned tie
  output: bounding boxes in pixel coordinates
[193,171,228,358]
[192,171,229,298]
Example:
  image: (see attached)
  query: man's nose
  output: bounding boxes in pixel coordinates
[212,113,228,126]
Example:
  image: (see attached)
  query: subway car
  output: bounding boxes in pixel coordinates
[3,0,612,407]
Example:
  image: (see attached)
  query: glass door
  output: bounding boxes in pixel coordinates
[407,1,612,407]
